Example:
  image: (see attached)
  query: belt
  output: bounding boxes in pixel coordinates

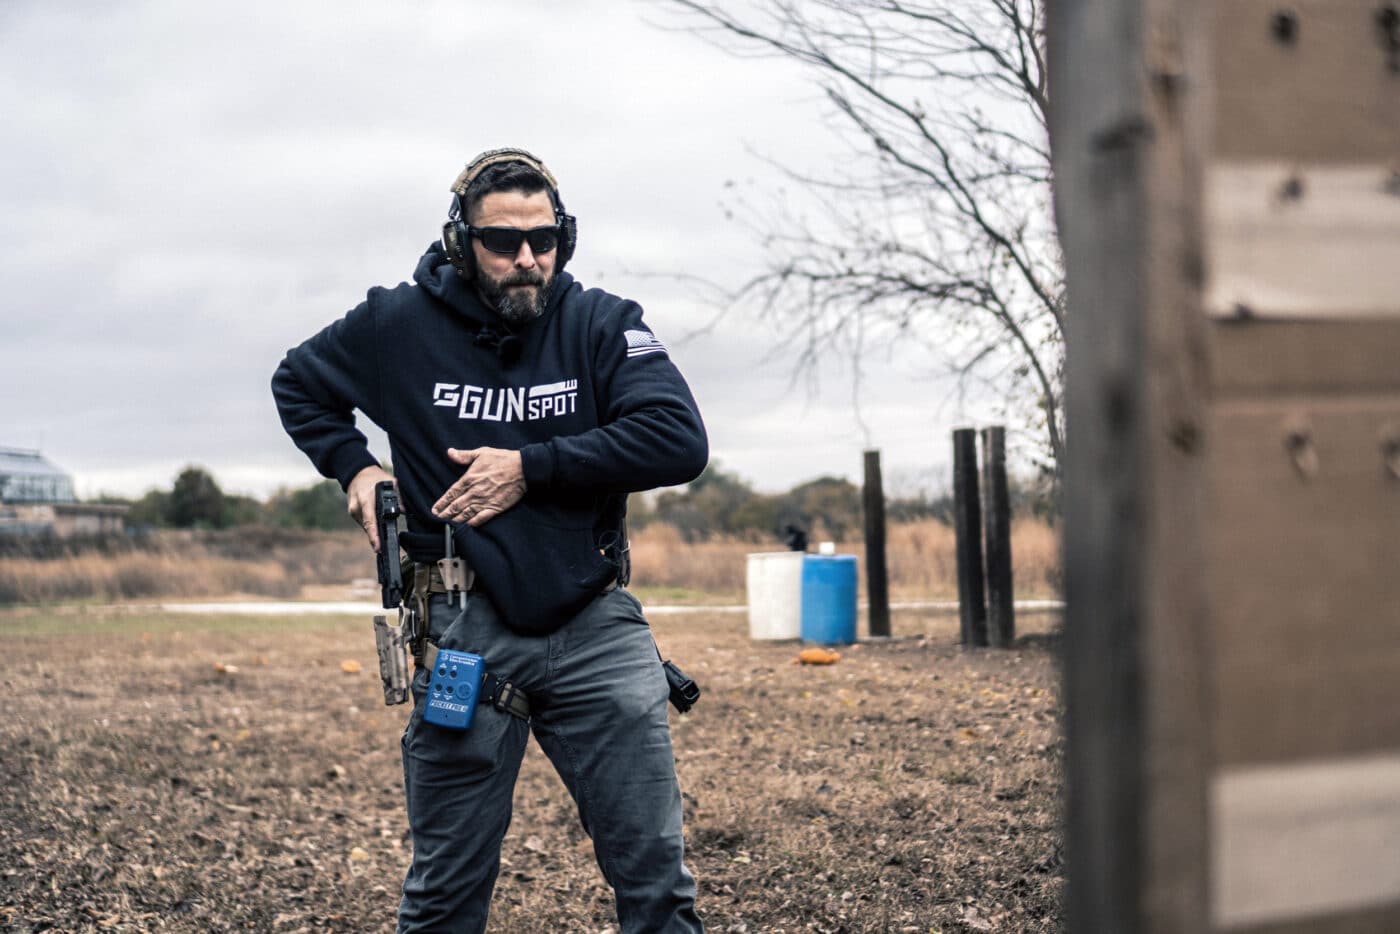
[416,560,618,599]
[412,559,479,598]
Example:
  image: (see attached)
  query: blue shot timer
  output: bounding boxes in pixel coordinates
[423,649,486,730]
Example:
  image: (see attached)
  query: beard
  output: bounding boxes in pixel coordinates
[476,268,552,326]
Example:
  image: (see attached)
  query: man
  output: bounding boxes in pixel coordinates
[272,148,708,933]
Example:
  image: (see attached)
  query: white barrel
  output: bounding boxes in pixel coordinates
[745,552,804,640]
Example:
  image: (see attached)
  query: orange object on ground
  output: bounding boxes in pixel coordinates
[796,647,841,665]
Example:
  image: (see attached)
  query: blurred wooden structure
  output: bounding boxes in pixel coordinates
[1052,1,1400,931]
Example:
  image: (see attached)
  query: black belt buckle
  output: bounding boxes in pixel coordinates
[493,679,521,713]
[483,672,531,721]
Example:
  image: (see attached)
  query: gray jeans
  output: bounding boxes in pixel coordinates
[396,589,704,934]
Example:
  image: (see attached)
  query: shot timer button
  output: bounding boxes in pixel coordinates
[437,665,447,676]
[450,666,458,677]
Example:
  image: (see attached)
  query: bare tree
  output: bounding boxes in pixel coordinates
[661,0,1063,477]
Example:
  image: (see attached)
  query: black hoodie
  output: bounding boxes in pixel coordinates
[271,242,708,633]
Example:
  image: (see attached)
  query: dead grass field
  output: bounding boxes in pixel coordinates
[0,529,368,605]
[0,604,1062,933]
[0,518,1060,607]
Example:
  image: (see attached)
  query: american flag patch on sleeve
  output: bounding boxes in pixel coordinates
[624,329,668,358]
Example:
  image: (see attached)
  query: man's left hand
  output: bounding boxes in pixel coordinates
[432,447,527,527]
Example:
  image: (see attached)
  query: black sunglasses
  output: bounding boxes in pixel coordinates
[469,225,561,255]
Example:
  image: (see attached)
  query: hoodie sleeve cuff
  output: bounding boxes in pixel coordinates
[519,443,555,490]
[332,447,382,492]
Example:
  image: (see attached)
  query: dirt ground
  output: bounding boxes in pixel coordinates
[0,603,1064,933]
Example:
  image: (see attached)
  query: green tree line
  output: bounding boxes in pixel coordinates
[103,466,358,531]
[102,462,1055,538]
[631,463,1055,543]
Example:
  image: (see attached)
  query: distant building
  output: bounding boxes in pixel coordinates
[0,447,126,536]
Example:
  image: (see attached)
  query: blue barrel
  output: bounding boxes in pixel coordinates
[800,554,858,645]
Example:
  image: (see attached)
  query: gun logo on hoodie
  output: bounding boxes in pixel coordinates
[432,379,580,423]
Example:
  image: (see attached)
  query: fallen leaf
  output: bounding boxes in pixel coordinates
[349,846,369,861]
[960,906,994,932]
[340,659,362,674]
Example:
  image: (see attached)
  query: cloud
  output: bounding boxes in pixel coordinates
[3,0,982,500]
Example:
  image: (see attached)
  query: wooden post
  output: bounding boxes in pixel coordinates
[1051,0,1214,930]
[862,450,891,638]
[980,427,1015,648]
[952,428,987,647]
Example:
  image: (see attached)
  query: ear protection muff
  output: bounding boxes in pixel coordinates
[441,147,578,281]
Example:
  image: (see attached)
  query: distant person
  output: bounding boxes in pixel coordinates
[272,148,708,933]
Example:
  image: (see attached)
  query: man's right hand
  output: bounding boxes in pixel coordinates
[347,464,396,552]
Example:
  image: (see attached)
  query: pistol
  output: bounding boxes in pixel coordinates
[375,481,403,608]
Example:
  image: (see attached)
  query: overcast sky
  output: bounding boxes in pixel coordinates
[1,0,996,502]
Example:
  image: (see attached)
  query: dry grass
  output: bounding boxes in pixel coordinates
[0,604,1064,933]
[0,528,370,604]
[631,518,1062,602]
[0,519,1062,608]
[628,523,759,599]
[0,553,297,604]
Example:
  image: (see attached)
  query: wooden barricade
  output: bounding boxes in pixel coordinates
[1052,1,1400,931]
